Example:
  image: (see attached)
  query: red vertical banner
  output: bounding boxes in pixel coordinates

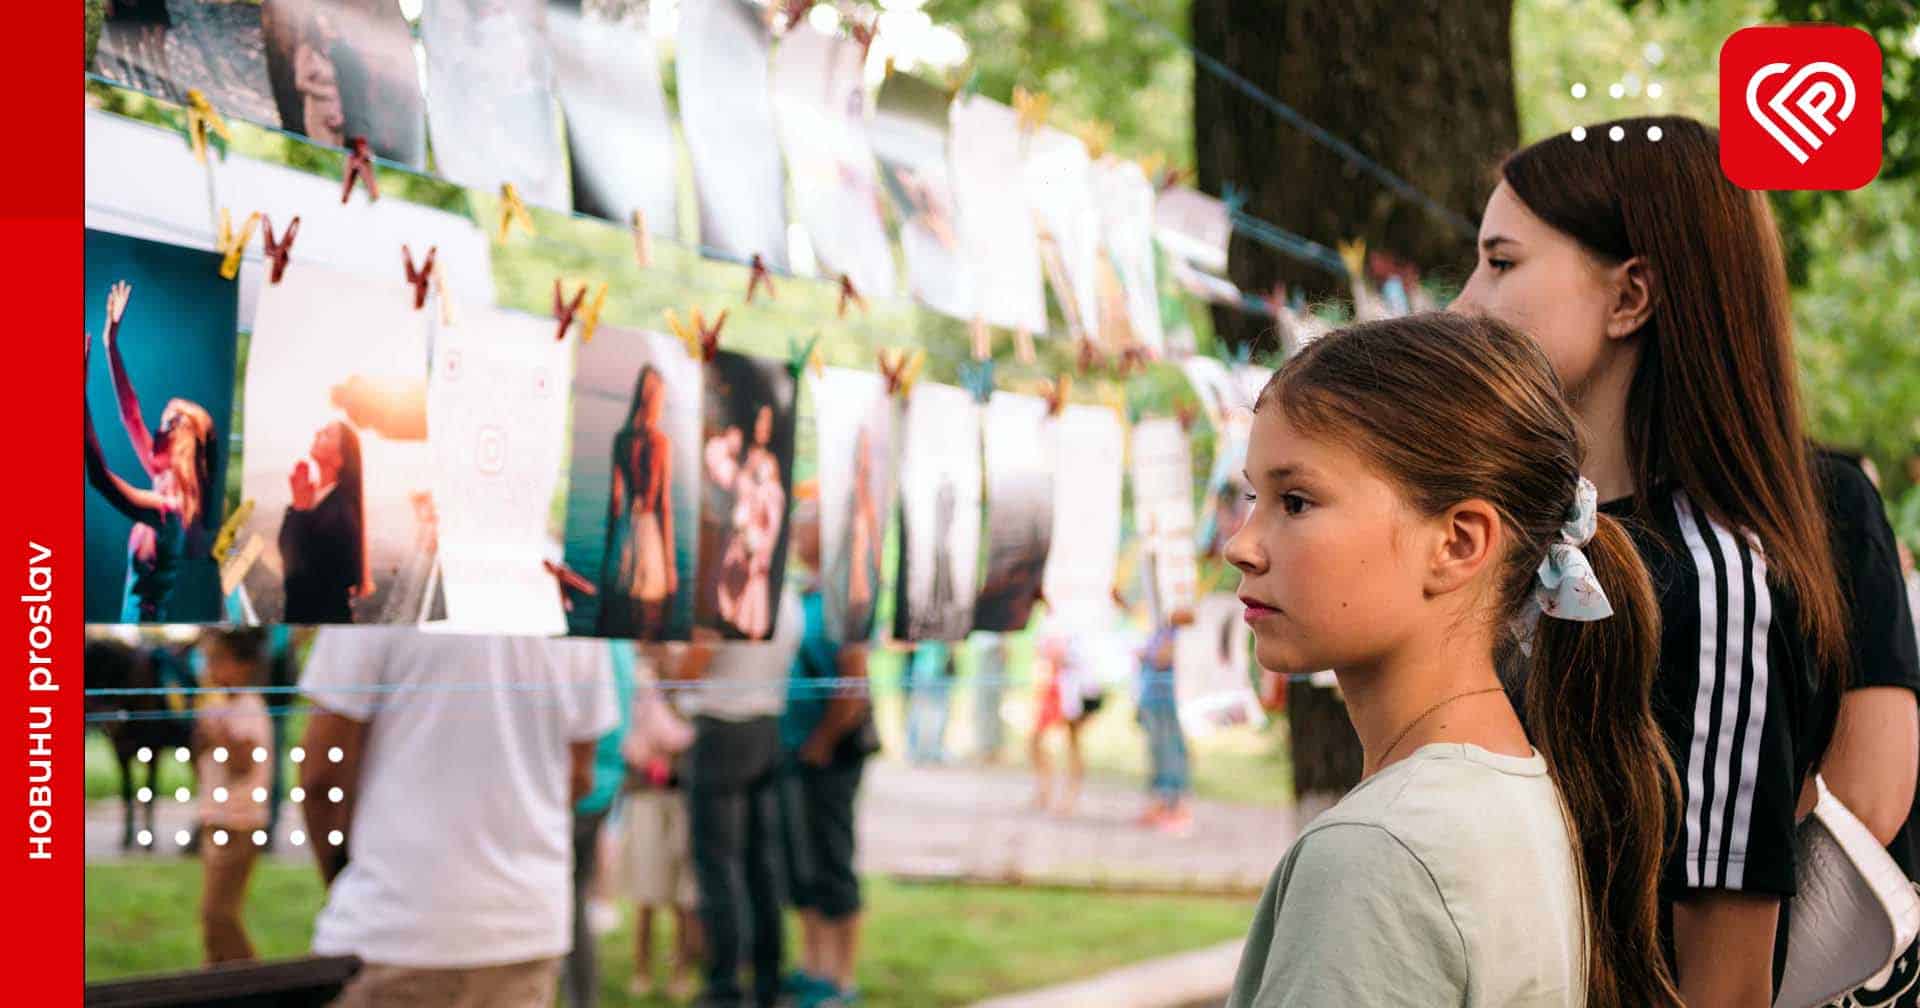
[3,6,84,1005]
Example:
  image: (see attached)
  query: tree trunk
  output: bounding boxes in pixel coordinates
[1193,0,1519,355]
[1194,1,1519,808]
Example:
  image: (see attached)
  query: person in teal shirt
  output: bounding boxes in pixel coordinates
[563,641,635,1008]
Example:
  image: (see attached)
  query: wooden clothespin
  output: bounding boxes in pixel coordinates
[1043,375,1071,416]
[1336,238,1367,280]
[630,209,653,269]
[876,348,923,397]
[568,282,609,342]
[848,14,878,60]
[778,0,815,32]
[959,359,995,404]
[665,308,727,362]
[836,274,866,318]
[543,559,598,612]
[211,500,255,566]
[402,245,438,310]
[969,317,991,361]
[746,254,777,303]
[787,332,823,380]
[432,258,456,327]
[215,209,260,281]
[1118,343,1152,376]
[183,89,231,165]
[1176,403,1198,433]
[552,279,588,342]
[1013,86,1051,133]
[261,215,300,285]
[340,136,379,204]
[498,183,536,242]
[1013,327,1037,365]
[1075,338,1105,374]
[1076,120,1113,159]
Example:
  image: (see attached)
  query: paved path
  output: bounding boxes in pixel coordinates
[89,759,1296,897]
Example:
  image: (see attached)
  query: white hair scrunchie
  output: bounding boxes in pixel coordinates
[1511,476,1615,656]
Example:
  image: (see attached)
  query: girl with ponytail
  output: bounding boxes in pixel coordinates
[1225,312,1678,1007]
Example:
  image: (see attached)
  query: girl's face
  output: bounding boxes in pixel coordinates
[311,423,343,469]
[1224,407,1436,675]
[1450,181,1622,399]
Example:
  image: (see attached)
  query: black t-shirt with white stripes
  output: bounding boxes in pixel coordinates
[1602,480,1840,988]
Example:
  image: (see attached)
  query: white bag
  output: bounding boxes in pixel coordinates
[1776,776,1920,1007]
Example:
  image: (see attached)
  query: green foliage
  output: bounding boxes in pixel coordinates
[85,0,104,68]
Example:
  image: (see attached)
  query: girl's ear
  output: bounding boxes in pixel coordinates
[1426,499,1501,597]
[1606,256,1655,340]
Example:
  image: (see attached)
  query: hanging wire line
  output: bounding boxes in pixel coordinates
[86,72,1342,295]
[1101,0,1479,241]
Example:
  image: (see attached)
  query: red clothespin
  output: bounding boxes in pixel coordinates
[667,308,728,362]
[1118,343,1151,376]
[1176,403,1198,433]
[403,245,437,310]
[836,274,866,318]
[543,559,597,612]
[746,254,777,303]
[341,136,379,204]
[848,14,878,60]
[1044,375,1071,416]
[261,214,300,285]
[877,348,923,397]
[553,279,588,342]
[631,209,653,269]
[1075,338,1104,374]
[778,0,815,32]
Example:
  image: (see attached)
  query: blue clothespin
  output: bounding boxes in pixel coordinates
[959,359,995,404]
[1381,276,1410,317]
[1221,181,1249,218]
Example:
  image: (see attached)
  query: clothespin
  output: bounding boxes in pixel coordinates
[969,317,991,361]
[544,559,598,612]
[665,308,727,361]
[216,209,260,281]
[1176,403,1198,433]
[1013,327,1037,365]
[630,209,653,268]
[848,14,878,60]
[746,254,777,303]
[432,258,456,327]
[1043,375,1071,416]
[1118,343,1152,376]
[1013,86,1051,133]
[836,274,866,318]
[1076,120,1113,159]
[1221,181,1248,217]
[340,136,379,203]
[183,89,231,164]
[261,215,300,285]
[1139,153,1166,185]
[578,282,609,342]
[1075,338,1104,374]
[959,359,995,405]
[498,183,536,242]
[1337,238,1367,280]
[553,279,588,342]
[402,245,437,310]
[787,332,823,380]
[778,0,814,32]
[211,500,255,565]
[877,348,923,397]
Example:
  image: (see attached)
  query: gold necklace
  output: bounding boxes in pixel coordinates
[1373,686,1508,772]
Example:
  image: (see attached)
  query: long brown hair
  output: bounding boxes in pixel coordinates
[1260,312,1680,1007]
[1501,115,1848,684]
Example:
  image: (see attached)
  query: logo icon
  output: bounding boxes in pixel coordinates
[1720,26,1881,190]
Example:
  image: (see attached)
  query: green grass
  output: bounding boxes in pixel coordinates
[87,713,310,802]
[86,860,1254,1006]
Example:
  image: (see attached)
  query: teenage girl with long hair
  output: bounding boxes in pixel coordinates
[602,365,678,638]
[1454,116,1917,1005]
[1226,312,1678,1007]
[83,281,221,622]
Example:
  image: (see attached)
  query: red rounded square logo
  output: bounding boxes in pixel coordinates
[1720,25,1882,191]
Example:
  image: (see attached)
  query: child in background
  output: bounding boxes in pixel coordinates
[193,629,274,964]
[1136,609,1194,835]
[1028,631,1103,816]
[623,644,701,1001]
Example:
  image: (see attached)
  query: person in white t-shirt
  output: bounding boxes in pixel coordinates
[297,628,617,1007]
[670,588,804,1008]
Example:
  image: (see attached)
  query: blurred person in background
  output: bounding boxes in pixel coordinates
[562,640,636,1008]
[1136,608,1195,836]
[968,631,1008,763]
[623,643,701,1002]
[195,628,273,964]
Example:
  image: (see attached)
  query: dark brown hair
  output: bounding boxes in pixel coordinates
[1501,115,1848,685]
[1260,312,1680,1008]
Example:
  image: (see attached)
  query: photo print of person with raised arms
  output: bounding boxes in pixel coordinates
[695,351,798,641]
[82,231,238,625]
[561,325,702,640]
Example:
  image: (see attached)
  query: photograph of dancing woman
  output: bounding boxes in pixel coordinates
[83,232,238,625]
[84,283,222,623]
[601,365,679,638]
[278,421,370,623]
[695,351,796,641]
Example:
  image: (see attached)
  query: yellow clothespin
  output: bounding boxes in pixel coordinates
[1043,374,1072,416]
[578,282,608,343]
[216,209,260,281]
[498,183,536,241]
[1076,121,1113,159]
[1013,86,1052,133]
[665,309,699,357]
[212,500,255,565]
[1337,238,1368,280]
[1138,153,1167,185]
[184,89,231,165]
[631,210,653,268]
